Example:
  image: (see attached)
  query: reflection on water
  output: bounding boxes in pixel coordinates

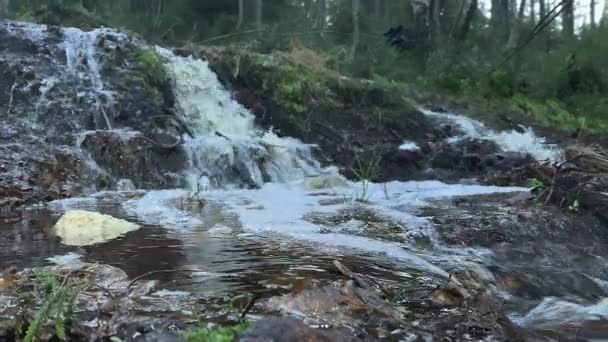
[4,189,608,340]
[0,205,432,299]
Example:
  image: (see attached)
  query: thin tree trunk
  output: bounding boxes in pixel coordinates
[590,0,595,27]
[429,0,441,43]
[317,0,327,30]
[562,0,574,38]
[604,0,608,25]
[507,0,527,48]
[458,0,478,40]
[255,0,263,30]
[530,0,536,25]
[236,0,244,31]
[349,0,360,61]
[539,0,546,18]
[450,0,467,39]
[374,0,381,18]
[491,0,510,39]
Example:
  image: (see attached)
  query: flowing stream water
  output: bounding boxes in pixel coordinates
[2,22,608,340]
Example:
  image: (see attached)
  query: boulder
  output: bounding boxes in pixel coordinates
[53,210,140,246]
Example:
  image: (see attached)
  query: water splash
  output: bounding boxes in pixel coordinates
[158,49,324,190]
[513,297,608,329]
[399,141,420,151]
[421,108,562,161]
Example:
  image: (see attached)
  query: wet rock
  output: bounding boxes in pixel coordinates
[79,130,186,189]
[428,192,608,304]
[428,288,464,307]
[304,174,349,190]
[53,210,140,246]
[258,280,410,339]
[0,20,182,205]
[429,139,500,179]
[494,151,535,171]
[0,261,203,342]
[237,317,355,342]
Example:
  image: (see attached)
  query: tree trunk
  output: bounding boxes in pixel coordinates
[602,0,608,25]
[590,0,595,27]
[374,0,381,18]
[539,0,546,19]
[317,0,327,30]
[491,0,510,39]
[507,0,527,49]
[562,0,574,38]
[349,0,360,61]
[458,0,478,41]
[236,0,244,31]
[450,0,467,39]
[430,0,441,43]
[255,0,263,30]
[530,0,536,25]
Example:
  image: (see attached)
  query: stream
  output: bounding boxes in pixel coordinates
[2,20,608,341]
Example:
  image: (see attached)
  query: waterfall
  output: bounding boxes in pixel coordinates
[158,49,325,191]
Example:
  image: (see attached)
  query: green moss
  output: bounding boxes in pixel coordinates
[135,48,167,87]
[273,64,330,113]
[130,48,169,103]
[510,94,608,132]
[182,323,249,342]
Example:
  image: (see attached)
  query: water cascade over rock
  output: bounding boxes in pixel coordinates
[0,20,184,200]
[157,48,325,191]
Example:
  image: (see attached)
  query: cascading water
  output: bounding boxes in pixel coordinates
[420,108,563,161]
[157,49,324,191]
[62,27,126,130]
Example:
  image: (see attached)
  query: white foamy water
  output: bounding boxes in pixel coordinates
[513,297,608,329]
[158,49,323,191]
[399,141,420,151]
[421,108,562,161]
[122,178,525,277]
[122,189,202,228]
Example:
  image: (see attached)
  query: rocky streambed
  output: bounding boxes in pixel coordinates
[1,18,608,342]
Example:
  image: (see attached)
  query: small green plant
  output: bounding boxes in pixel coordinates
[527,177,549,200]
[352,153,382,202]
[527,177,545,191]
[23,270,86,342]
[182,323,250,342]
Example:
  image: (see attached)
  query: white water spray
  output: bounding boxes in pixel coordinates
[421,108,562,161]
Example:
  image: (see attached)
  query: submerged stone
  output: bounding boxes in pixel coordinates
[53,210,140,246]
